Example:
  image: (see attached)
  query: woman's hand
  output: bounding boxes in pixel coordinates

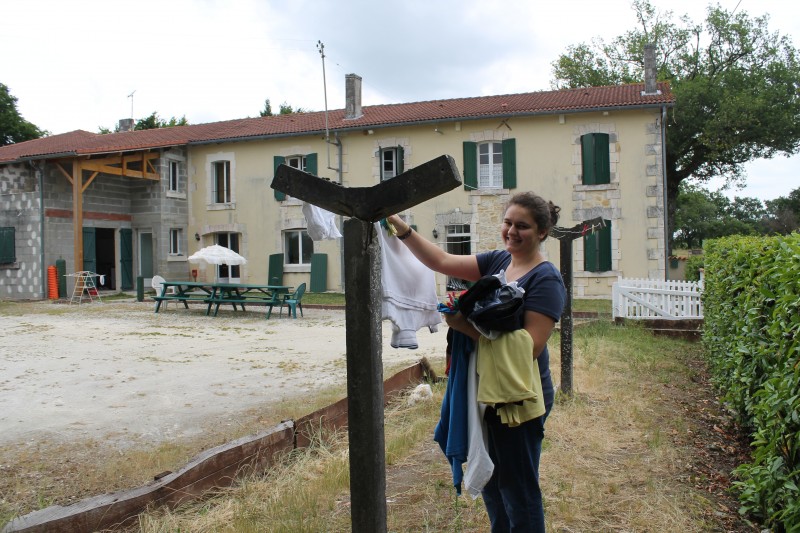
[386,214,408,234]
[444,312,480,341]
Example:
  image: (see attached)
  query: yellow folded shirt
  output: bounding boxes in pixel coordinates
[477,329,545,426]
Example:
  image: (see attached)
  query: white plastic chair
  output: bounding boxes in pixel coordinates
[151,275,176,308]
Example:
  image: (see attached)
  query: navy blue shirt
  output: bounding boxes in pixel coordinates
[476,250,566,411]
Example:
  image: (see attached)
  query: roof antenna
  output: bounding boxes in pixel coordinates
[128,90,136,121]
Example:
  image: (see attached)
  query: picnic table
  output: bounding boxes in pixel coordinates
[207,283,293,318]
[153,281,293,318]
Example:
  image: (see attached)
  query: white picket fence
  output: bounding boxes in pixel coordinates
[612,276,704,319]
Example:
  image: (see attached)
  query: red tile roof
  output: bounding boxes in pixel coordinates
[0,82,673,163]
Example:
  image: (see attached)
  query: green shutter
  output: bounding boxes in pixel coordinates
[583,220,611,272]
[396,146,404,175]
[502,138,516,189]
[268,253,284,285]
[306,152,318,175]
[119,228,133,290]
[463,142,477,191]
[273,156,286,201]
[581,133,610,185]
[310,253,327,292]
[581,134,596,185]
[82,227,96,273]
[598,219,612,271]
[0,227,15,263]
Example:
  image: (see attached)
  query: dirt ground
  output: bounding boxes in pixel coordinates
[0,299,446,448]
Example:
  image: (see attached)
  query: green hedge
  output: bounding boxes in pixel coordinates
[703,234,800,530]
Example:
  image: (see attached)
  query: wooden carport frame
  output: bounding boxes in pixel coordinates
[54,151,160,273]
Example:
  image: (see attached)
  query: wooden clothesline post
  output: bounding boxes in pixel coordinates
[272,155,461,533]
[549,217,605,397]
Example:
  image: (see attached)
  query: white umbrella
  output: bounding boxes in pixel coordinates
[188,244,247,266]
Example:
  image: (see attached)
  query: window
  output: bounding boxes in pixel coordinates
[581,133,611,185]
[380,147,404,181]
[168,160,180,192]
[446,224,471,290]
[0,227,15,264]
[284,229,313,265]
[216,233,240,281]
[169,229,181,255]
[462,139,516,190]
[584,220,612,272]
[273,153,318,201]
[212,160,231,203]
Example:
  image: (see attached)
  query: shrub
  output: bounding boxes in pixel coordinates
[685,255,704,281]
[703,233,800,530]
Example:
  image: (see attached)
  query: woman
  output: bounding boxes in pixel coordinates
[388,191,566,532]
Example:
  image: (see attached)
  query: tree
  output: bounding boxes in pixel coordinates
[551,1,800,248]
[673,182,762,248]
[98,112,188,134]
[0,83,46,146]
[134,112,188,130]
[763,187,800,234]
[259,98,306,117]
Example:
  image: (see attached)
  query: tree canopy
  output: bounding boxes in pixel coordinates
[259,98,306,117]
[674,183,799,248]
[551,0,800,245]
[0,83,46,146]
[98,112,188,133]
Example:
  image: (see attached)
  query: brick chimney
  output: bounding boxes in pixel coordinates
[118,118,134,132]
[345,73,362,120]
[642,44,660,96]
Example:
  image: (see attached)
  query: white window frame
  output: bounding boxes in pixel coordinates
[478,141,503,189]
[446,224,471,290]
[283,229,313,266]
[287,155,307,171]
[380,148,398,180]
[216,232,241,283]
[169,228,182,255]
[212,160,231,204]
[168,160,180,192]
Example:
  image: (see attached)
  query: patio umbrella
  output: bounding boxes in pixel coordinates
[188,244,247,267]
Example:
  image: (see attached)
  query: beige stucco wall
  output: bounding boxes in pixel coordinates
[185,107,666,297]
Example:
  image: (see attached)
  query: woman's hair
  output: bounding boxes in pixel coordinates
[506,192,560,240]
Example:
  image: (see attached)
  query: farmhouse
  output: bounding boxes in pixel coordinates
[0,73,673,300]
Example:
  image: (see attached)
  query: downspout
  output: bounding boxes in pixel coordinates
[31,161,46,298]
[661,106,669,280]
[331,131,345,291]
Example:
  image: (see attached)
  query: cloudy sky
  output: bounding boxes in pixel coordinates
[3,0,798,201]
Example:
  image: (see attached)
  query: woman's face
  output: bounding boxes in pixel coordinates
[501,204,544,255]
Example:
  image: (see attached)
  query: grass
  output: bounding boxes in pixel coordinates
[131,320,738,532]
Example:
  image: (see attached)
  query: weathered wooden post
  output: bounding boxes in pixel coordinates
[272,155,461,532]
[550,218,604,396]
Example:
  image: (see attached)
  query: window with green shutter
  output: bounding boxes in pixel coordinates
[583,220,612,272]
[275,153,318,200]
[0,227,15,264]
[581,133,610,185]
[463,139,516,190]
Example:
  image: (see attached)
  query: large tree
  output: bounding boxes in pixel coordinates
[0,83,46,146]
[551,1,800,245]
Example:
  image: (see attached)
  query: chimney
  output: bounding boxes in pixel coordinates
[118,118,134,132]
[642,44,660,96]
[345,73,363,119]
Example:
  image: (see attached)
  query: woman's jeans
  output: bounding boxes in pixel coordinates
[481,407,547,532]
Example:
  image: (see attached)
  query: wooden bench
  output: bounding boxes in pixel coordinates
[154,293,213,313]
[206,294,280,318]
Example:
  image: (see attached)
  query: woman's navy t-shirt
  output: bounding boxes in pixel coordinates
[476,250,567,411]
